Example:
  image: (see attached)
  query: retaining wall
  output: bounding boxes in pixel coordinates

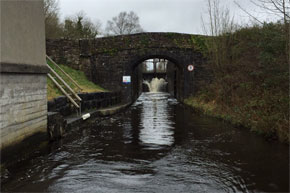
[48,91,122,116]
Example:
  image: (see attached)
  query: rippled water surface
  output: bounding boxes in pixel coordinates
[2,93,289,192]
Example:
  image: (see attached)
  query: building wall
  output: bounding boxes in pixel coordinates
[0,0,48,150]
[0,74,47,150]
[0,0,46,66]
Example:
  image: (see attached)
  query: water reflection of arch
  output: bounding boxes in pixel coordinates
[138,93,175,150]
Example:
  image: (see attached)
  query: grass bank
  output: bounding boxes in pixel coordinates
[185,22,289,143]
[47,62,106,100]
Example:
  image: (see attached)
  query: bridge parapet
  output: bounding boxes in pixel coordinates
[47,33,205,60]
[93,33,198,54]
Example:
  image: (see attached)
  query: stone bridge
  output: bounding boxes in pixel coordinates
[47,32,210,103]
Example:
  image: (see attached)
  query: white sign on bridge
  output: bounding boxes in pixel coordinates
[187,64,194,72]
[122,76,131,84]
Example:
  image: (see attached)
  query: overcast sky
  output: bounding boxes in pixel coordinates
[59,0,277,35]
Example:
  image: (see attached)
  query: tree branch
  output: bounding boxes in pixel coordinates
[234,1,264,24]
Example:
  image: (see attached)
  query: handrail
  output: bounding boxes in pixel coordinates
[47,65,82,102]
[46,55,82,91]
[47,74,80,108]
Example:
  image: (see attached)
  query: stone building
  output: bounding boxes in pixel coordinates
[0,0,48,151]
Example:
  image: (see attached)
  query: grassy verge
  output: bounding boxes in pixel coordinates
[186,22,289,144]
[184,91,289,143]
[47,61,106,100]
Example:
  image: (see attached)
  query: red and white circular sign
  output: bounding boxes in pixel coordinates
[187,64,194,72]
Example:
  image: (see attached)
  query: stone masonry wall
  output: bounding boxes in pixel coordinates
[0,74,47,150]
[48,91,122,116]
[46,33,199,73]
[46,39,81,70]
[46,33,211,103]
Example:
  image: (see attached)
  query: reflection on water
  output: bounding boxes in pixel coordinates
[1,93,289,193]
[139,93,174,149]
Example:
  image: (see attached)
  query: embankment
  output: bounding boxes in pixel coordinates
[184,22,289,143]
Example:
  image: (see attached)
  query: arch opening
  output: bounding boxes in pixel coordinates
[130,56,183,101]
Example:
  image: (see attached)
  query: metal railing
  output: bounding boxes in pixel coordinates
[46,55,82,115]
[46,55,82,92]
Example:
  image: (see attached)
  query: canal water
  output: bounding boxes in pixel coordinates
[2,93,289,192]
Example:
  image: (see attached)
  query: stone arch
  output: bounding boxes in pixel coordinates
[127,52,185,101]
[129,54,182,71]
[46,32,209,104]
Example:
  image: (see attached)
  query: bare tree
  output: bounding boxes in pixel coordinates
[201,0,237,68]
[250,0,289,20]
[44,0,62,38]
[44,0,59,18]
[202,0,236,36]
[63,11,102,39]
[82,18,102,38]
[63,17,75,38]
[105,11,144,35]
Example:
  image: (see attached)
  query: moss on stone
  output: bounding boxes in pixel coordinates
[189,35,208,54]
[165,32,177,39]
[140,36,150,47]
[173,37,186,47]
[124,37,131,47]
[100,48,118,55]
